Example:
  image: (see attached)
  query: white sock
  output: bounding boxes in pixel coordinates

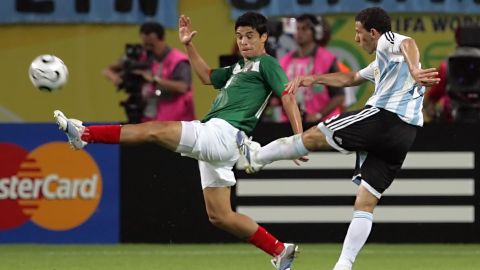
[335,211,373,268]
[256,134,309,164]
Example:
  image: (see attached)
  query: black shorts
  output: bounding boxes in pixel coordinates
[318,106,418,197]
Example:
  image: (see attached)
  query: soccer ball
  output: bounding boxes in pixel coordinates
[29,54,68,92]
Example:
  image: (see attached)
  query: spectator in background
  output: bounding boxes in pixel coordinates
[423,28,463,123]
[103,22,195,123]
[423,59,452,122]
[265,14,346,123]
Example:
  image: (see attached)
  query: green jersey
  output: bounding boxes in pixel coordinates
[203,54,287,134]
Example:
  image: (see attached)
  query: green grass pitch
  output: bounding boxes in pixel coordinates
[1,243,479,270]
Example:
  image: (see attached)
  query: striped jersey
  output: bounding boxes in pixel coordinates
[359,31,425,126]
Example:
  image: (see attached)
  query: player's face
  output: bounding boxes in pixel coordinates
[295,20,315,46]
[140,32,165,57]
[354,21,377,54]
[235,26,267,59]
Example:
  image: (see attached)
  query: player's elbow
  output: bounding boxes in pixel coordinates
[347,72,365,87]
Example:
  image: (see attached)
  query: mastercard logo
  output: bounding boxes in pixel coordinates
[0,142,102,231]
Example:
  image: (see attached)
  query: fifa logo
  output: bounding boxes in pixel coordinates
[0,142,102,231]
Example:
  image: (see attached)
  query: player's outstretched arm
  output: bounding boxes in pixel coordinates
[281,93,309,165]
[179,14,212,85]
[281,93,303,135]
[285,72,364,95]
[401,38,440,87]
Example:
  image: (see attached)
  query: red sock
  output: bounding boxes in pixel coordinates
[81,125,121,144]
[247,226,285,256]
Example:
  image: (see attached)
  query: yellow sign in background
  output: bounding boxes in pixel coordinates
[0,0,234,122]
[0,0,462,122]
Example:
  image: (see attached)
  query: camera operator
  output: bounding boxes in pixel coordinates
[103,21,195,123]
[424,26,480,123]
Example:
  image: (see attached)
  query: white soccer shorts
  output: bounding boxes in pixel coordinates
[176,118,240,189]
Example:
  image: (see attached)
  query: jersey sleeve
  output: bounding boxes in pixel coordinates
[260,56,289,97]
[359,61,375,83]
[210,65,234,89]
[378,32,409,56]
[392,33,409,55]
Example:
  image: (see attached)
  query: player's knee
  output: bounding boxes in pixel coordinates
[142,121,169,142]
[354,190,379,212]
[354,201,376,213]
[207,212,229,228]
[302,127,328,151]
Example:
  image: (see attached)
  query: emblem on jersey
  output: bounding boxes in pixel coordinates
[232,60,260,74]
[373,67,380,81]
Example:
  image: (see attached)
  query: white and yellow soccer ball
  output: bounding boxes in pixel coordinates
[28,54,68,92]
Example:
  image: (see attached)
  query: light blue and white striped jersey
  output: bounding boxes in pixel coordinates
[359,31,425,126]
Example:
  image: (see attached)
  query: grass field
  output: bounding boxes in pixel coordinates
[1,243,480,270]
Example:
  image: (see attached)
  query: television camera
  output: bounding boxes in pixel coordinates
[447,26,480,122]
[118,43,152,123]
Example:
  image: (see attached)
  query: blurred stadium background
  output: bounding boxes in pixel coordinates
[1,0,480,269]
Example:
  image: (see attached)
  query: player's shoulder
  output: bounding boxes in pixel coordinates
[258,53,278,63]
[258,54,282,68]
[378,31,410,48]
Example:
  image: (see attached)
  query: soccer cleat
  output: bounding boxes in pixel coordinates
[53,110,87,150]
[271,243,298,270]
[236,132,265,174]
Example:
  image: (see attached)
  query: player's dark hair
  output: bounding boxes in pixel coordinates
[140,21,165,40]
[235,12,269,37]
[355,7,391,34]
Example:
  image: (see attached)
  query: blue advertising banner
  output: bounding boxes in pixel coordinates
[229,0,480,18]
[0,0,178,28]
[0,124,119,243]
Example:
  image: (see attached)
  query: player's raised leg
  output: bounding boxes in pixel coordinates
[54,109,182,151]
[237,125,329,173]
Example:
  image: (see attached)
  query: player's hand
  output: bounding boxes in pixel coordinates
[285,75,316,95]
[179,15,198,45]
[293,155,309,166]
[411,68,440,87]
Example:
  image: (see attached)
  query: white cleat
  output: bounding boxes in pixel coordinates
[271,243,299,270]
[236,132,265,174]
[53,110,87,150]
